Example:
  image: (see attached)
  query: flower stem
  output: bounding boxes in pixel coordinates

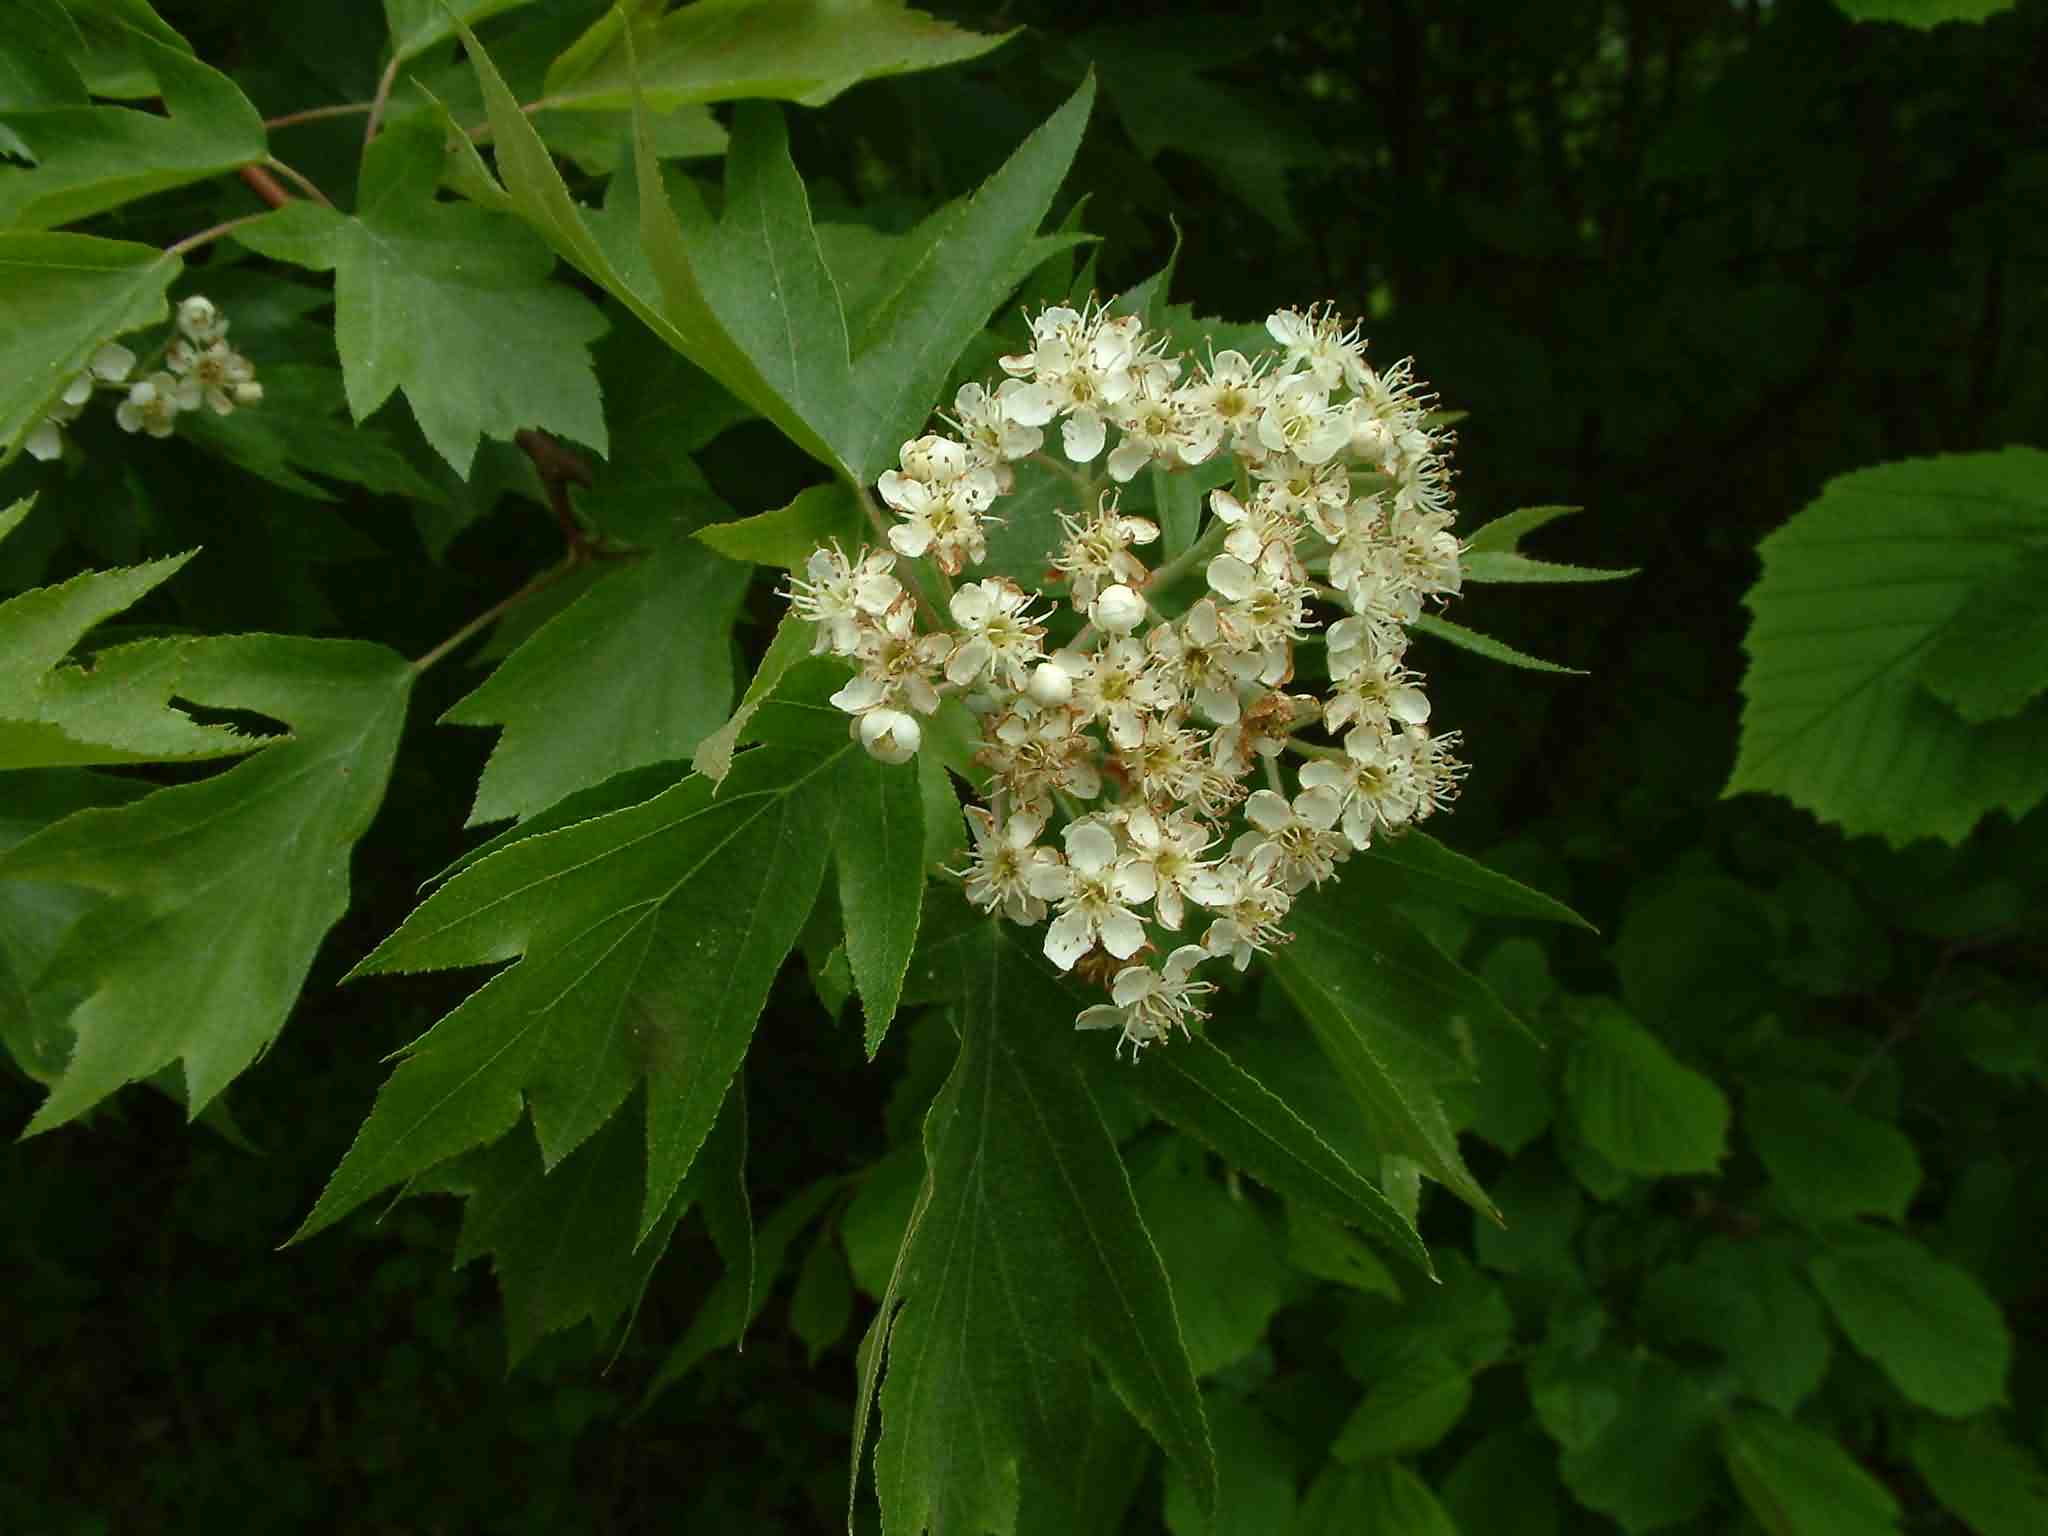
[411,557,579,674]
[363,55,402,145]
[265,102,374,130]
[262,156,334,208]
[165,212,273,260]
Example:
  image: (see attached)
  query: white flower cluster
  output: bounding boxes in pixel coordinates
[25,295,262,463]
[789,300,1466,1055]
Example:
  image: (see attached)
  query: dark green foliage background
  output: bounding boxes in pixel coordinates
[4,1,2045,1531]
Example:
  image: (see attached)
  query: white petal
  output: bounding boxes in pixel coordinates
[1064,820,1117,874]
[1245,789,1291,832]
[1062,410,1106,463]
[1106,438,1151,483]
[1296,786,1343,830]
[1076,1004,1127,1032]
[1110,966,1158,1007]
[1099,908,1147,960]
[1206,554,1254,602]
[1005,381,1060,426]
[1044,910,1094,970]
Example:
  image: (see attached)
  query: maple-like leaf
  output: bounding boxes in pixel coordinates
[0,500,258,770]
[296,734,852,1245]
[856,906,1215,1535]
[2,636,414,1130]
[234,122,607,477]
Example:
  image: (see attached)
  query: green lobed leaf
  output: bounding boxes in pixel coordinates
[1726,448,2048,845]
[1266,875,1510,1219]
[692,609,818,783]
[234,123,608,477]
[1122,1031,1430,1274]
[1720,1410,1902,1536]
[1908,1418,2048,1536]
[442,542,750,825]
[462,14,1092,488]
[0,34,264,230]
[642,1174,843,1409]
[299,738,847,1246]
[0,768,150,1085]
[830,747,927,1056]
[0,0,87,115]
[450,1084,717,1368]
[0,233,178,469]
[1745,1081,1921,1226]
[859,909,1214,1535]
[1913,544,2048,723]
[382,0,536,65]
[0,517,256,769]
[1807,1233,2012,1416]
[540,0,1016,114]
[696,483,869,571]
[3,637,413,1130]
[1563,1000,1729,1176]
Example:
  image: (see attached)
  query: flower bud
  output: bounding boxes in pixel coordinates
[1090,583,1146,634]
[858,707,921,765]
[1026,660,1073,707]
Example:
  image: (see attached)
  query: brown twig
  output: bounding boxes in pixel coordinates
[238,163,291,210]
[514,429,598,555]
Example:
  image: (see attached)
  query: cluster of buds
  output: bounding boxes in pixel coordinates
[789,300,1465,1054]
[25,295,261,462]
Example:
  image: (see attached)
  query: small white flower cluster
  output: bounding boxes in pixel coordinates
[25,295,262,463]
[789,300,1466,1055]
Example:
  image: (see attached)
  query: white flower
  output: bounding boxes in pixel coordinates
[960,806,1059,924]
[1118,807,1214,928]
[1256,374,1353,465]
[167,337,258,416]
[114,372,197,438]
[1241,786,1350,892]
[1067,637,1158,748]
[1187,843,1293,969]
[1053,492,1157,608]
[788,543,901,655]
[1105,376,1210,482]
[1147,598,1258,725]
[999,303,1143,464]
[1266,304,1367,391]
[880,434,998,574]
[857,708,921,764]
[1175,348,1268,458]
[1075,945,1214,1056]
[177,294,226,345]
[946,577,1046,688]
[947,379,1042,485]
[1032,819,1155,970]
